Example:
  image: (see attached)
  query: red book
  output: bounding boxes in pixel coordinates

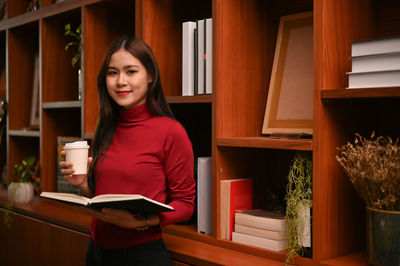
[220,178,253,240]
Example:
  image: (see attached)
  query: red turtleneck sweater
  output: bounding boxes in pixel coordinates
[91,103,195,249]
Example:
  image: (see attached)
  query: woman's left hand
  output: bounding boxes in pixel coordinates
[81,207,158,229]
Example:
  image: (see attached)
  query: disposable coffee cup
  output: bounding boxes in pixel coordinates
[64,141,90,175]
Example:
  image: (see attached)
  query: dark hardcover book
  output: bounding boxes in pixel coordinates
[194,26,198,95]
[40,192,174,214]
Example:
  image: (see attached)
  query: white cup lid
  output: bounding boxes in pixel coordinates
[64,141,90,149]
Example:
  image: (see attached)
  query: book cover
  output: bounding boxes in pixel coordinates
[197,157,212,234]
[194,27,198,95]
[347,69,400,89]
[232,231,288,251]
[235,209,287,232]
[182,21,197,96]
[205,18,213,94]
[351,35,400,57]
[234,224,288,241]
[351,52,400,73]
[40,192,175,214]
[196,19,205,94]
[220,178,253,240]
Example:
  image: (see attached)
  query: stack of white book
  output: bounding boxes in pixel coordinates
[232,209,288,252]
[182,18,212,96]
[348,36,400,89]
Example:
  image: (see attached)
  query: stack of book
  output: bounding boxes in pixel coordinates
[220,178,253,240]
[348,36,400,89]
[182,18,212,96]
[232,209,288,252]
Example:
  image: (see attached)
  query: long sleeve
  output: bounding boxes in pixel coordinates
[159,122,196,227]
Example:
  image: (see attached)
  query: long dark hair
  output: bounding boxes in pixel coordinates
[87,35,174,192]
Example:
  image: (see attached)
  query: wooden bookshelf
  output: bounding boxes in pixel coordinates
[1,0,400,265]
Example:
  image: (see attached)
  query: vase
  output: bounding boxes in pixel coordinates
[366,207,400,266]
[7,182,34,204]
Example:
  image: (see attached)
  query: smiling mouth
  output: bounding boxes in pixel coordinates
[116,91,131,96]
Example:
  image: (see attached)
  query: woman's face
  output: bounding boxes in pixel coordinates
[106,49,152,109]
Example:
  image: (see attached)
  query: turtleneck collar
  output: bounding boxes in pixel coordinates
[119,103,153,123]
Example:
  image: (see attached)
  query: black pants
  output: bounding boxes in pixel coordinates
[86,239,173,266]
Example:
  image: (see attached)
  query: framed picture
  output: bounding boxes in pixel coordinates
[30,55,39,128]
[262,11,313,136]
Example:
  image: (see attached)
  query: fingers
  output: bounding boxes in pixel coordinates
[59,161,75,175]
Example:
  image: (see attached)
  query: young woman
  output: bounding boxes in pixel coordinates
[60,35,195,265]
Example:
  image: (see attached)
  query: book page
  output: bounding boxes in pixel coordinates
[40,192,90,205]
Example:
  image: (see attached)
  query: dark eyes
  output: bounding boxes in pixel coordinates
[107,70,137,76]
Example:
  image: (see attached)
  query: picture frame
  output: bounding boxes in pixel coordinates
[262,11,313,136]
[30,54,39,128]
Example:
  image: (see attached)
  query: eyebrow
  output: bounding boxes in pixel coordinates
[108,65,140,70]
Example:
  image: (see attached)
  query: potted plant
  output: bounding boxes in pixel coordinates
[7,155,39,204]
[336,132,400,266]
[285,153,313,264]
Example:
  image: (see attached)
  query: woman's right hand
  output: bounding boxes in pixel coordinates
[59,150,93,190]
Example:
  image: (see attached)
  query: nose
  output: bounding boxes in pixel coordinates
[117,73,127,86]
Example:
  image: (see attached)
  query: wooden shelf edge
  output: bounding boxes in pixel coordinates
[42,100,82,109]
[321,87,400,100]
[167,95,212,104]
[163,224,313,265]
[163,232,285,266]
[217,137,312,151]
[0,189,91,234]
[8,129,40,137]
[319,252,369,266]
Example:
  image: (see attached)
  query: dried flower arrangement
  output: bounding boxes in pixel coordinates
[336,132,400,211]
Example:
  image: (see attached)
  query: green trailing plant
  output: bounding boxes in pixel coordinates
[336,132,400,211]
[285,153,312,265]
[13,155,37,183]
[64,23,82,69]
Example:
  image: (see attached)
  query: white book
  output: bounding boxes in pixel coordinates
[40,192,174,213]
[351,52,400,73]
[182,21,197,96]
[196,19,205,94]
[232,231,288,252]
[205,18,213,94]
[234,224,288,241]
[347,69,400,89]
[235,209,287,232]
[197,157,212,234]
[351,36,400,57]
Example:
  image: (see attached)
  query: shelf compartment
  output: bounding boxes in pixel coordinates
[321,87,400,100]
[41,8,81,103]
[217,137,312,151]
[8,136,40,182]
[8,21,39,131]
[137,0,212,97]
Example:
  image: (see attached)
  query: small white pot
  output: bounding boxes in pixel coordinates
[8,182,34,204]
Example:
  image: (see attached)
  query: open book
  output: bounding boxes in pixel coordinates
[40,192,174,213]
